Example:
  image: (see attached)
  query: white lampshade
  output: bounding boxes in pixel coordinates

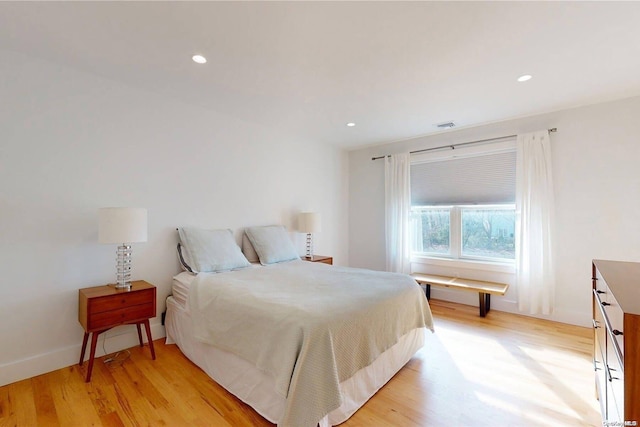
[298,212,321,233]
[99,208,148,244]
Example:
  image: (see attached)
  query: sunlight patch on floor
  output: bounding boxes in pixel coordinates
[424,315,602,426]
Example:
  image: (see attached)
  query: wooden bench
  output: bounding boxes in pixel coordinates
[411,273,509,317]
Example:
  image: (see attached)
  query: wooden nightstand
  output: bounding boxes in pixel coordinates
[78,280,156,382]
[301,255,333,265]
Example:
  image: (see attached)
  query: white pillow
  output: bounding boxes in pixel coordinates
[178,227,250,273]
[245,225,300,265]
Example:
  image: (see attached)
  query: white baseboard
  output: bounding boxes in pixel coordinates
[428,287,591,328]
[0,322,166,387]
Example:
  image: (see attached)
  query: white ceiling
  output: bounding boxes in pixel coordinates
[2,2,640,150]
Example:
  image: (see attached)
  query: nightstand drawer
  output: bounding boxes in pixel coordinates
[89,288,155,314]
[88,302,155,330]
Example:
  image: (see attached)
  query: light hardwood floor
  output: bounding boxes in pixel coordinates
[0,300,601,427]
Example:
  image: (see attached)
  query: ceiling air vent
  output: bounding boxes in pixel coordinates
[436,121,456,129]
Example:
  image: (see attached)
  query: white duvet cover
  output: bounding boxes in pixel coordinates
[168,261,433,427]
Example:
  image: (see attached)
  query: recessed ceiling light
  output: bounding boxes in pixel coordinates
[192,54,207,64]
[517,74,532,82]
[346,122,356,127]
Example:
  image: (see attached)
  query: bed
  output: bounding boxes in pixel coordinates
[165,226,434,427]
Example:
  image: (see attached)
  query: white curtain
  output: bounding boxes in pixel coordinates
[515,130,555,315]
[385,153,411,274]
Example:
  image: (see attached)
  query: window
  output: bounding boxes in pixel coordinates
[411,206,450,255]
[411,205,515,261]
[461,206,515,259]
[410,141,516,263]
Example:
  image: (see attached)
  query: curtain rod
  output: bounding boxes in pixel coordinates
[371,127,557,161]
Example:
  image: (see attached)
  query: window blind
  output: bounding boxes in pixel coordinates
[410,150,516,205]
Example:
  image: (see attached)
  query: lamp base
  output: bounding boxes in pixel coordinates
[115,244,133,290]
[305,233,314,259]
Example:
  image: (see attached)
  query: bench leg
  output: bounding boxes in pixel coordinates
[479,293,491,317]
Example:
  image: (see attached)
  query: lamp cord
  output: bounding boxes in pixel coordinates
[102,330,131,365]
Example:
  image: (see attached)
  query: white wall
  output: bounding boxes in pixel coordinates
[0,49,349,386]
[349,95,640,327]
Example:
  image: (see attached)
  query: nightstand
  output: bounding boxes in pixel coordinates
[78,280,156,382]
[301,255,333,265]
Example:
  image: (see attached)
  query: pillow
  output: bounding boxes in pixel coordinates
[177,227,250,273]
[245,225,300,265]
[176,243,194,273]
[242,233,260,263]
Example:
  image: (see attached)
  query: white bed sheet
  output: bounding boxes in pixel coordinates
[165,295,426,426]
[172,265,261,310]
[171,271,195,309]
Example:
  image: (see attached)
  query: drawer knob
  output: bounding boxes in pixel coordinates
[601,302,610,306]
[595,290,605,294]
[613,329,623,336]
[607,366,620,382]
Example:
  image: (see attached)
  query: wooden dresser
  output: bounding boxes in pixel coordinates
[592,260,640,425]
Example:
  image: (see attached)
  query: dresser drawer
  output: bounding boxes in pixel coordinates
[594,323,607,414]
[594,268,609,302]
[605,293,625,356]
[597,283,625,358]
[87,302,155,330]
[594,301,607,363]
[606,330,625,423]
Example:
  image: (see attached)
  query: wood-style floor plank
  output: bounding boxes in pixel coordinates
[0,300,601,426]
[31,374,59,427]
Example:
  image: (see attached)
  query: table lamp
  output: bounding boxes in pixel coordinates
[298,212,321,259]
[98,207,147,289]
